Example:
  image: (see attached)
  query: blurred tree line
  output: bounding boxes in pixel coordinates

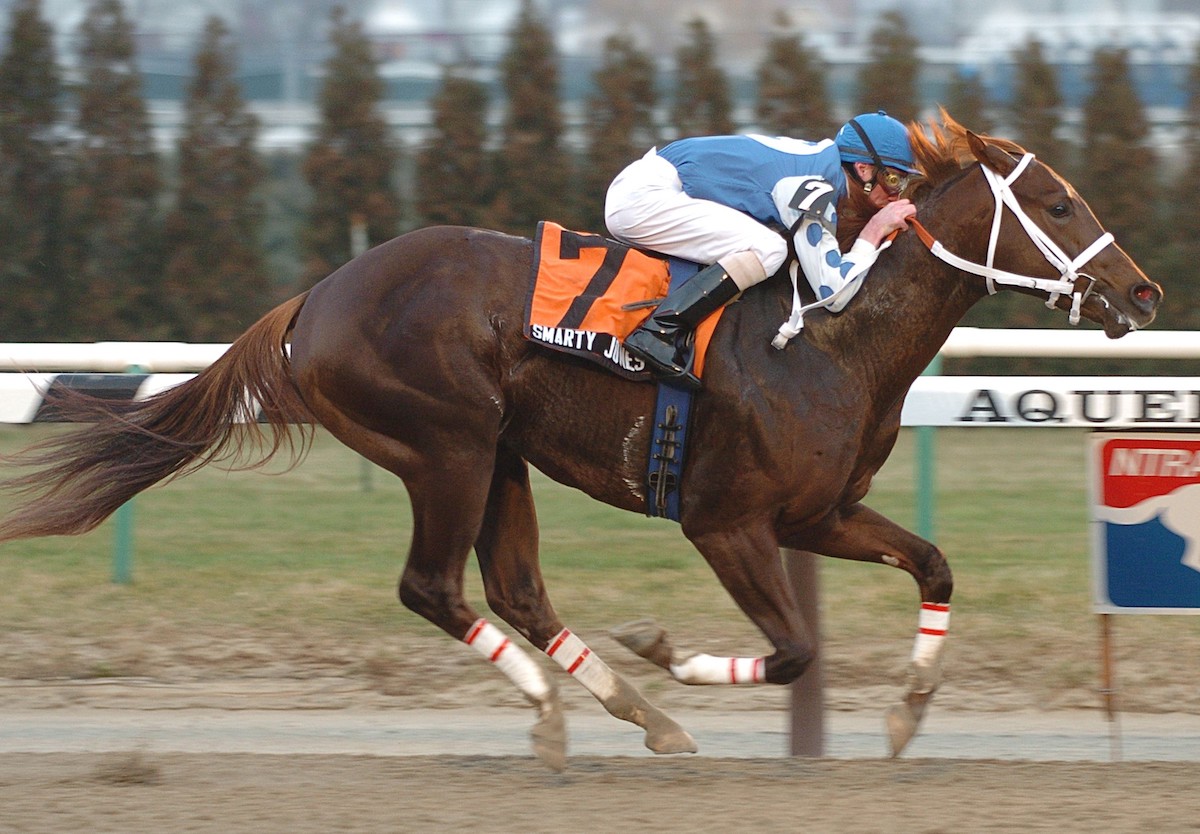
[0,0,1196,349]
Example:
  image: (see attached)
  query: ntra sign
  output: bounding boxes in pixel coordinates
[1089,433,1200,613]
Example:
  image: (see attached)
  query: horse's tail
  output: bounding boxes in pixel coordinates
[0,292,315,543]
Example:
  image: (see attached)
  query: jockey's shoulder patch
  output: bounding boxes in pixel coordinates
[786,175,838,233]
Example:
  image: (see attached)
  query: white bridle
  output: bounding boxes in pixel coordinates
[772,152,1119,350]
[922,152,1115,326]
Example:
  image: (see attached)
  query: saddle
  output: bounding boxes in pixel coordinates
[525,221,725,382]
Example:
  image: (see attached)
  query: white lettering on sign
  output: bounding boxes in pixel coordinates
[1108,448,1200,478]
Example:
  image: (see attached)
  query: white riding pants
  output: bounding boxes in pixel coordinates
[604,149,784,290]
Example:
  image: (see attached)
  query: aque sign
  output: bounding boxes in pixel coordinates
[1089,433,1200,613]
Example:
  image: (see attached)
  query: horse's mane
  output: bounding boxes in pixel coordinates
[908,108,1027,189]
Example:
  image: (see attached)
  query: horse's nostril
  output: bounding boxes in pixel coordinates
[1132,283,1159,308]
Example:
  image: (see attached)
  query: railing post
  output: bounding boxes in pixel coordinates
[915,354,943,543]
[351,213,374,493]
[785,549,825,756]
[112,499,134,585]
[111,363,145,584]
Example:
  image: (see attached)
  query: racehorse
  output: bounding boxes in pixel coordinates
[0,116,1161,770]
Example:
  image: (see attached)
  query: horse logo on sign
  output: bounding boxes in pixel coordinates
[1089,433,1200,612]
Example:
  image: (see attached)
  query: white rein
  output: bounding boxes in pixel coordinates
[772,152,1117,349]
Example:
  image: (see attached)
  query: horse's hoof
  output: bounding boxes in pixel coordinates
[640,703,698,754]
[885,703,918,757]
[646,724,698,755]
[610,619,673,670]
[530,693,567,772]
[885,692,930,758]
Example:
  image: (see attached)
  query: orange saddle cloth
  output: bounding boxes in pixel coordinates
[524,221,723,382]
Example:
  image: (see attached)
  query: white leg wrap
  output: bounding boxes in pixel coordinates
[464,618,551,702]
[545,628,619,701]
[669,653,765,685]
[911,602,950,667]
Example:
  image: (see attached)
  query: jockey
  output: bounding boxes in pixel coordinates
[605,110,920,389]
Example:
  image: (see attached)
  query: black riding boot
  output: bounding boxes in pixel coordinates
[623,262,741,389]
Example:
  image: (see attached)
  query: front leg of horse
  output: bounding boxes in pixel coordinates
[611,618,778,685]
[613,525,815,692]
[884,600,950,756]
[793,503,953,757]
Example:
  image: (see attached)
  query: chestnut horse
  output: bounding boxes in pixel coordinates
[0,119,1161,769]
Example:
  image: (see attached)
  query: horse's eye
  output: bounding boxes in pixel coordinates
[1049,203,1071,219]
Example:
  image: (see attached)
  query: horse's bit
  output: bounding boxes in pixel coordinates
[771,152,1117,349]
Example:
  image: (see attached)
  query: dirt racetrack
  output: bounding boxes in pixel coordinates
[1,750,1197,833]
[2,686,1199,833]
[2,631,1199,833]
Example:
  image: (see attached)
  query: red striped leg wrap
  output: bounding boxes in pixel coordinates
[545,628,618,700]
[912,602,951,665]
[669,653,765,685]
[463,618,550,701]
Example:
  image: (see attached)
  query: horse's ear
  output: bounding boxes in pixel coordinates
[967,130,1017,176]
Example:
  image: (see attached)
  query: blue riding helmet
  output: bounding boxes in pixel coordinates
[835,110,920,175]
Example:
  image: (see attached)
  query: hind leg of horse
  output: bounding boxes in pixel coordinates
[787,502,953,757]
[319,417,571,768]
[474,450,697,755]
[371,440,566,769]
[612,522,817,688]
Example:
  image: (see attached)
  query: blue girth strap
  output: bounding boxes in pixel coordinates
[646,257,700,521]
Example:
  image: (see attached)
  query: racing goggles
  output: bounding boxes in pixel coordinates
[875,166,911,196]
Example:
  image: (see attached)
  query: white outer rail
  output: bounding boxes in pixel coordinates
[939,328,1200,359]
[0,342,231,373]
[0,330,1196,426]
[0,329,1195,373]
